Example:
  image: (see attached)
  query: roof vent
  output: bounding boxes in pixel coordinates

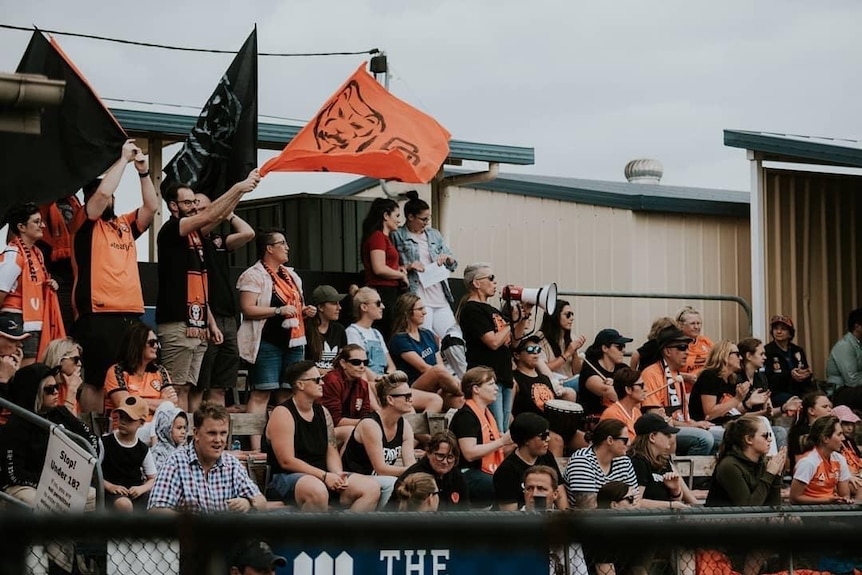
[624,158,663,184]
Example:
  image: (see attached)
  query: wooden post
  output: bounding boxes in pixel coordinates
[147,137,163,263]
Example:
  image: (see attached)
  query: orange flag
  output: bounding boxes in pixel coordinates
[261,63,451,183]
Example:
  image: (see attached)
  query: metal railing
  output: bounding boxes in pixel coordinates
[557,290,754,336]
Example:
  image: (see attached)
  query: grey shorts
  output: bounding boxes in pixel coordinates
[157,322,208,386]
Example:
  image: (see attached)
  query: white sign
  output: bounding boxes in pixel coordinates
[33,428,96,512]
[417,262,450,289]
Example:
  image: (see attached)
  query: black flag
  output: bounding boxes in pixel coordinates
[162,28,258,198]
[0,31,128,225]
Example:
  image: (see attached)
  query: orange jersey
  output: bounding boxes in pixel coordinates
[794,448,851,500]
[641,362,688,421]
[682,336,713,392]
[600,402,642,441]
[104,363,172,422]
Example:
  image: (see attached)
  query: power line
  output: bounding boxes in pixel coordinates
[0,23,379,57]
[102,96,309,124]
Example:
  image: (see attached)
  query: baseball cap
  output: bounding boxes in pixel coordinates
[0,315,31,341]
[509,412,550,445]
[231,541,287,570]
[592,328,633,348]
[832,405,861,424]
[312,285,346,305]
[114,395,149,422]
[634,412,679,436]
[656,326,693,350]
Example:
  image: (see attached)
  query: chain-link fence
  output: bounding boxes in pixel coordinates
[4,507,862,575]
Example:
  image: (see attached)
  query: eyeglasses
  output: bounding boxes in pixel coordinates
[613,344,626,351]
[345,358,370,366]
[668,344,689,352]
[730,350,743,357]
[535,431,551,441]
[623,495,636,504]
[62,355,82,365]
[628,382,645,389]
[475,274,495,282]
[267,240,288,247]
[146,339,160,348]
[431,452,457,463]
[297,376,324,384]
[389,392,413,400]
[176,199,200,207]
[612,436,629,445]
[416,216,431,223]
[563,311,575,319]
[43,384,60,395]
[521,345,542,354]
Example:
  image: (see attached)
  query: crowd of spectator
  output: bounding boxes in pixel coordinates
[1,143,862,545]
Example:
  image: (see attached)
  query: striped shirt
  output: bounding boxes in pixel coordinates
[147,441,260,513]
[565,446,637,507]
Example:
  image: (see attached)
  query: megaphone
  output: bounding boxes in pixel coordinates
[501,283,558,315]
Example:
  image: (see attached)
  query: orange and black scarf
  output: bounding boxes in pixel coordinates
[263,262,306,346]
[184,231,208,339]
[39,196,82,262]
[465,399,504,474]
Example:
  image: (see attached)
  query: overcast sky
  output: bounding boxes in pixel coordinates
[2,0,860,202]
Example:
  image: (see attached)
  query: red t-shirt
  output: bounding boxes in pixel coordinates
[362,230,400,287]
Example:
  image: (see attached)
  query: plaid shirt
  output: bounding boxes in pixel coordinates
[147,441,260,513]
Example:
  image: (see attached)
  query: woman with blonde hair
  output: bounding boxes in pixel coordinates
[676,306,713,391]
[346,287,397,380]
[39,337,83,413]
[689,340,769,426]
[628,413,697,509]
[394,472,440,512]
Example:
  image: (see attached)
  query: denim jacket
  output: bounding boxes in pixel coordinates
[391,225,457,303]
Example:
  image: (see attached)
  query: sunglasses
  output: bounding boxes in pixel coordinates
[730,350,743,357]
[535,431,551,441]
[563,311,575,319]
[146,338,160,348]
[297,376,324,384]
[612,436,629,445]
[431,452,457,463]
[623,495,636,504]
[521,345,542,354]
[628,382,645,389]
[475,274,495,282]
[668,344,689,352]
[759,432,773,440]
[43,384,60,395]
[389,392,413,400]
[613,344,626,351]
[371,300,384,307]
[62,355,82,365]
[345,358,370,366]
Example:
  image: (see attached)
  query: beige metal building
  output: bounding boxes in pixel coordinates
[725,130,862,380]
[326,166,752,352]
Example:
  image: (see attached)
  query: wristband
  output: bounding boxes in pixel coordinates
[322,471,327,483]
[138,171,150,178]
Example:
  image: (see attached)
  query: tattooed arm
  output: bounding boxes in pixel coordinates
[324,408,344,474]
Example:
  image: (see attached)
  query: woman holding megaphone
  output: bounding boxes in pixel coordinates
[457,263,533,432]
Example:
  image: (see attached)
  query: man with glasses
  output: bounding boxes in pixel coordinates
[494,413,567,511]
[641,326,717,456]
[262,360,380,511]
[0,317,27,424]
[156,171,260,412]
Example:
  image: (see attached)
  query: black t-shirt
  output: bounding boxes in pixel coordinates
[156,217,195,323]
[578,359,623,416]
[261,293,289,349]
[512,370,556,417]
[101,432,149,488]
[459,300,513,387]
[394,457,470,511]
[204,233,236,317]
[306,321,348,370]
[493,451,562,508]
[631,454,674,502]
[449,407,484,471]
[688,368,738,424]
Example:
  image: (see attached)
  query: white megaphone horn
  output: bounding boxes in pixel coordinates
[501,283,558,315]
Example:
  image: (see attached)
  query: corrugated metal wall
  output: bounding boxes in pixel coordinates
[764,168,862,379]
[234,194,371,272]
[442,185,751,348]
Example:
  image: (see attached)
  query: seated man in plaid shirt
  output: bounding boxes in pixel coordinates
[148,402,266,513]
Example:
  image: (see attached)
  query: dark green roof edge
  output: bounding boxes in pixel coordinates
[724,129,862,168]
[111,107,535,166]
[324,173,749,218]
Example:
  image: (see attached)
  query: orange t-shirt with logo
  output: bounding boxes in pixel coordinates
[682,336,713,392]
[794,448,851,500]
[103,363,173,422]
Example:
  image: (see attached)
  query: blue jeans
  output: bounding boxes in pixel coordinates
[248,341,305,391]
[462,468,494,507]
[674,426,716,456]
[562,375,580,394]
[489,386,514,432]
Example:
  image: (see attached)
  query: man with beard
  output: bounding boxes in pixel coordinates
[156,171,260,412]
[71,139,159,413]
